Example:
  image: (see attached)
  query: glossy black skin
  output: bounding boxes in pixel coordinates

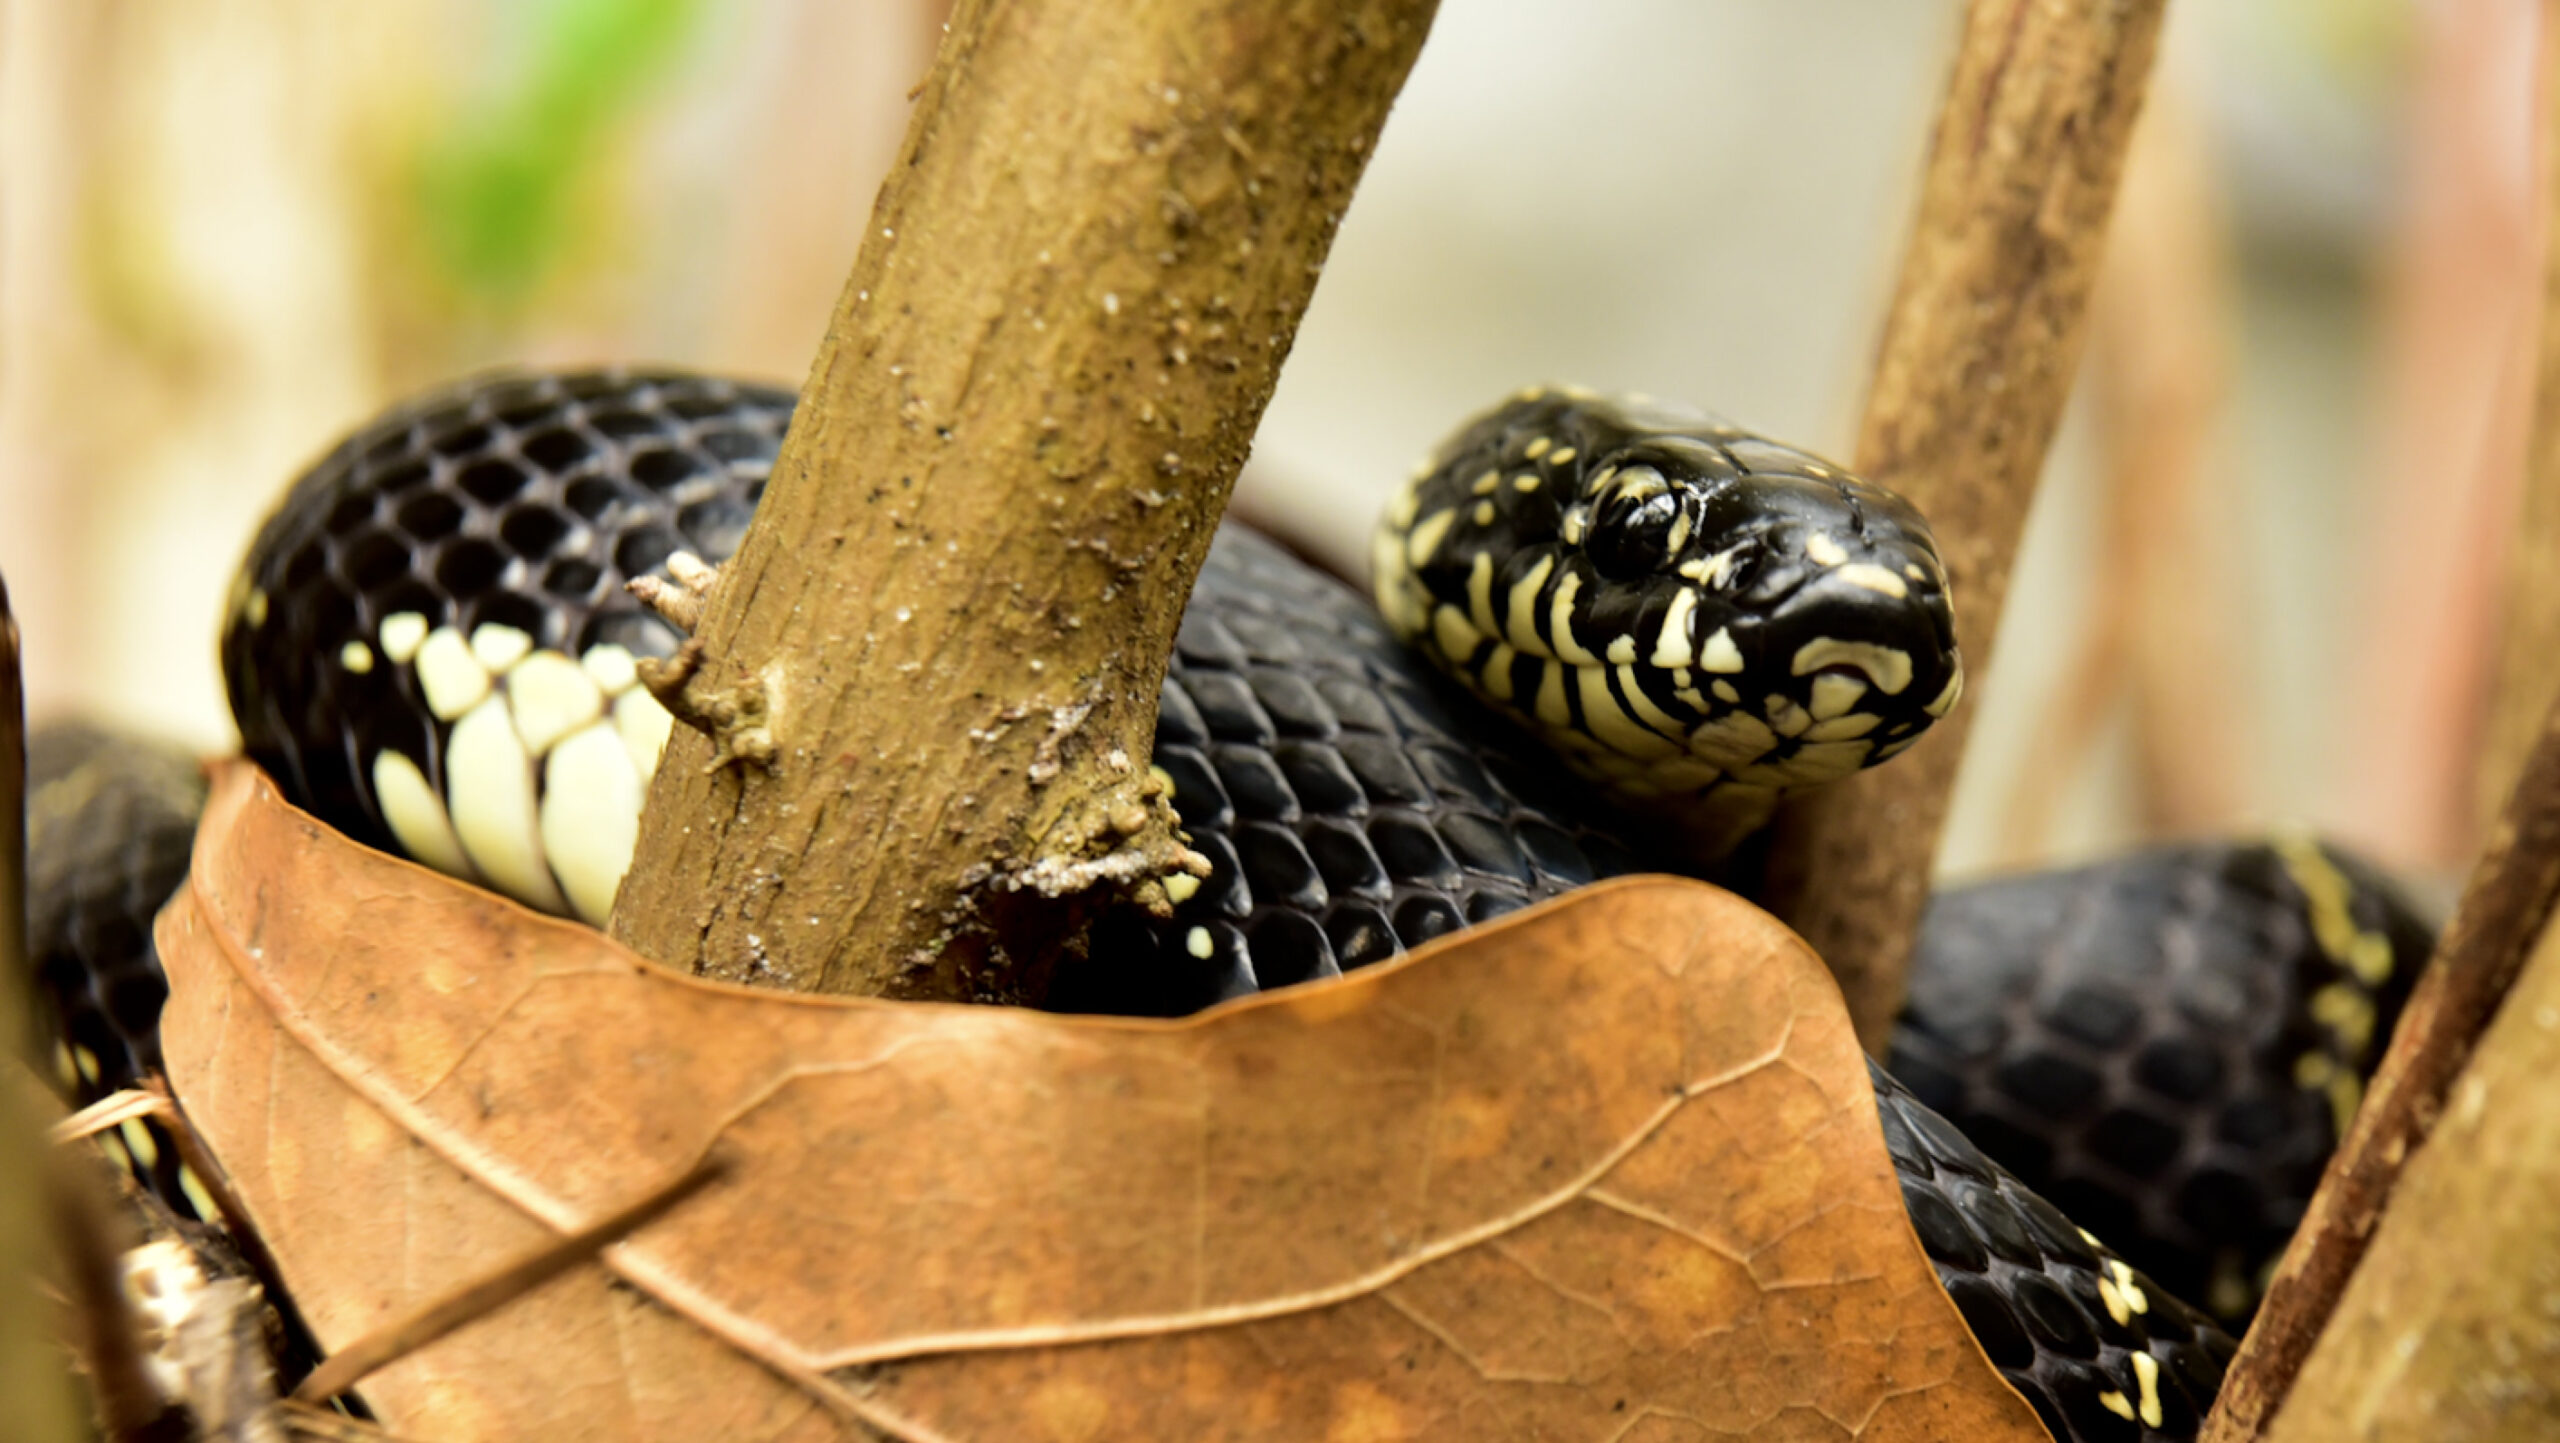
[220,370,789,857]
[1390,391,1961,806]
[168,370,2446,1442]
[1890,841,2432,1323]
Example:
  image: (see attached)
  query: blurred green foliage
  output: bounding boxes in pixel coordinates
[415,0,703,307]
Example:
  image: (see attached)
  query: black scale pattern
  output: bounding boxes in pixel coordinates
[23,722,206,1206]
[221,370,790,856]
[174,367,2462,1440]
[1049,530,1639,1016]
[1889,842,2431,1322]
[1875,1062,2236,1442]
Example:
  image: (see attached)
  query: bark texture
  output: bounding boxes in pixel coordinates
[609,0,1439,998]
[1758,0,2169,1051]
[2261,909,2560,1442]
[2202,689,2560,1442]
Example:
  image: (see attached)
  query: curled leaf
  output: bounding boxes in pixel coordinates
[159,761,2045,1441]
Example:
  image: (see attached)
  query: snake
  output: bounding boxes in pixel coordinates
[24,369,2432,1443]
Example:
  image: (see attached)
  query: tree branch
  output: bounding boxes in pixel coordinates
[1757,0,2169,1051]
[609,0,1440,999]
[2256,900,2560,1439]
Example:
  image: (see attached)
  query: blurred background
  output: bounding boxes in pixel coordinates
[0,0,2541,892]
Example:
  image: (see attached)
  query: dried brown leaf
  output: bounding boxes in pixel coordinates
[158,761,2046,1442]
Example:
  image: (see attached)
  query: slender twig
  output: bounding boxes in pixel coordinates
[2199,687,2560,1441]
[1757,0,2171,1049]
[291,1156,725,1405]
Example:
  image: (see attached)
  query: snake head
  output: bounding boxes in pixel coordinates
[1373,387,1963,854]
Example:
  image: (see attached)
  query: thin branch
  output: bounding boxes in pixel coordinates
[610,0,1440,1001]
[1758,0,2171,1050]
[2199,687,2560,1441]
[291,1156,724,1406]
[2254,903,2560,1438]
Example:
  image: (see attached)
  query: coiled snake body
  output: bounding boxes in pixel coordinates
[33,370,2432,1443]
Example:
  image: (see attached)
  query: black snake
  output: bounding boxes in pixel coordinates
[28,370,2432,1443]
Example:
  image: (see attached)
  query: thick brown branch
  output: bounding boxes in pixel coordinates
[1758,0,2168,1051]
[2200,689,2560,1441]
[609,0,1439,998]
[2258,906,2560,1439]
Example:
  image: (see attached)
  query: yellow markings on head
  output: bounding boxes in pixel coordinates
[1560,508,1589,546]
[1615,664,1686,740]
[1405,508,1458,568]
[1185,927,1214,959]
[1548,446,1577,465]
[1666,509,1692,555]
[1804,712,1880,742]
[1923,660,1965,717]
[1533,660,1571,730]
[1512,472,1541,494]
[1547,570,1600,665]
[1804,532,1849,567]
[1516,384,1547,402]
[1372,528,1429,638]
[2096,1275,2132,1326]
[1836,562,1909,598]
[1686,710,1780,770]
[72,1044,100,1086]
[1386,477,1425,529]
[1577,667,1680,758]
[1465,552,1499,635]
[1808,673,1867,720]
[1653,588,1701,670]
[1471,500,1496,526]
[2098,1389,2136,1422]
[1699,626,1745,674]
[1431,605,1484,666]
[1711,679,1740,704]
[1163,872,1200,905]
[1523,436,1552,459]
[1680,544,1745,588]
[1764,694,1812,739]
[340,641,375,674]
[2130,1351,2165,1428]
[1471,469,1501,496]
[1505,554,1555,656]
[1791,638,1913,695]
[1478,642,1519,702]
[1604,635,1637,666]
[244,588,270,627]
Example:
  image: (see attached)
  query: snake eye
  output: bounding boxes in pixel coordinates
[1587,469,1683,579]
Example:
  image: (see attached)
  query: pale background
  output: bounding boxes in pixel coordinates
[0,0,2531,889]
